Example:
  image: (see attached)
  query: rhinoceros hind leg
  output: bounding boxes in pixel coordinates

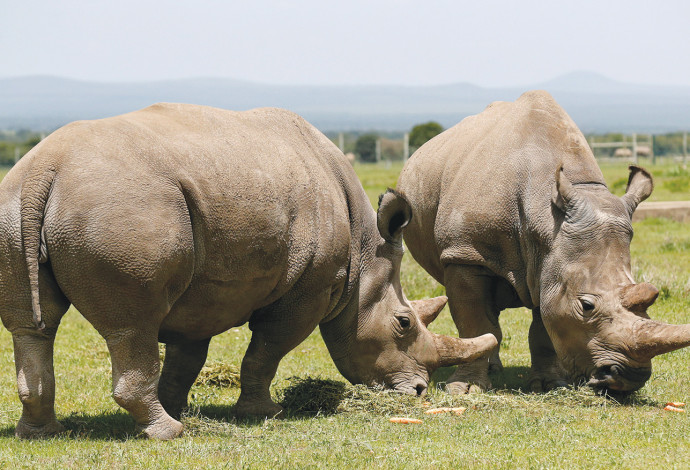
[12,331,65,439]
[443,265,503,394]
[106,329,183,440]
[158,338,211,419]
[528,309,567,392]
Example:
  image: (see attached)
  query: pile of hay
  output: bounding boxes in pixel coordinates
[194,362,241,388]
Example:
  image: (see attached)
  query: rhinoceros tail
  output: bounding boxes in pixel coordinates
[20,165,56,331]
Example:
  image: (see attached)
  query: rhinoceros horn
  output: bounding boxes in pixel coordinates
[621,282,659,316]
[411,296,448,326]
[433,333,498,367]
[631,319,690,360]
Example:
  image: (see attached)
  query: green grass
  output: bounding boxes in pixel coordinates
[0,161,689,468]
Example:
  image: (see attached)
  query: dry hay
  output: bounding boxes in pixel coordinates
[194,362,241,388]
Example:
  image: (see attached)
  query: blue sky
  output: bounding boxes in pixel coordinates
[3,0,689,87]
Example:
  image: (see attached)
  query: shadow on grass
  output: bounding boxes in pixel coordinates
[432,365,654,406]
[0,411,139,441]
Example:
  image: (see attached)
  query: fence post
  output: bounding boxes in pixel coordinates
[403,133,409,162]
[632,133,638,164]
[338,133,344,153]
[375,139,381,163]
[650,134,655,165]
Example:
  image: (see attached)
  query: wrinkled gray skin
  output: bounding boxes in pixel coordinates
[398,90,690,395]
[0,104,497,439]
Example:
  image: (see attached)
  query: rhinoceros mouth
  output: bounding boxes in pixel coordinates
[587,364,652,394]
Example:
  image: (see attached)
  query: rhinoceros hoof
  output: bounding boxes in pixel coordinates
[528,376,569,393]
[15,418,66,439]
[234,400,284,420]
[445,381,488,395]
[135,415,184,440]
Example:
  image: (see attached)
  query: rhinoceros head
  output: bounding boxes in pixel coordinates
[322,190,497,395]
[541,165,690,393]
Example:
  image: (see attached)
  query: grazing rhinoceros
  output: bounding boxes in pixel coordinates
[397,90,690,395]
[0,103,497,439]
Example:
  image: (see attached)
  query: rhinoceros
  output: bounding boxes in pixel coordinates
[397,90,690,395]
[0,103,497,439]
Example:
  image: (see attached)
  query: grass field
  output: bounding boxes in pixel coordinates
[0,160,689,468]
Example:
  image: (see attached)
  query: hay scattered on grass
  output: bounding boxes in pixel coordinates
[194,362,241,388]
[278,377,422,416]
[277,377,660,418]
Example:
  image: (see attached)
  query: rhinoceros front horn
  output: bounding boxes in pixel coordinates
[632,319,690,360]
[433,333,498,367]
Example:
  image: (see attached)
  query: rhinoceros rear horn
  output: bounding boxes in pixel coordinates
[621,165,654,218]
[433,333,498,367]
[621,283,659,315]
[411,296,448,326]
[632,320,690,361]
[377,189,412,245]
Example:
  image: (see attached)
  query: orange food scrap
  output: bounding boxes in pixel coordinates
[665,402,685,408]
[389,417,423,424]
[664,405,685,413]
[424,407,467,415]
[422,402,431,407]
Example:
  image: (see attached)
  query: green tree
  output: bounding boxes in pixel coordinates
[355,133,378,162]
[409,121,443,149]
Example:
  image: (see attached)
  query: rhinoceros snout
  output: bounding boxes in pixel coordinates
[391,378,428,397]
[587,364,652,394]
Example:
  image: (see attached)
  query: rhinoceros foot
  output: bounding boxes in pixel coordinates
[135,414,184,440]
[527,372,569,393]
[15,418,66,439]
[234,398,284,420]
[445,363,492,394]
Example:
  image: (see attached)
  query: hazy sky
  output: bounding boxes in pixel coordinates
[3,0,689,87]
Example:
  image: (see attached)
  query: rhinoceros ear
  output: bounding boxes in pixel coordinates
[621,165,653,218]
[377,188,412,245]
[552,165,580,213]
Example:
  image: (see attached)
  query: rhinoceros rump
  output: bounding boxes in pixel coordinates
[0,104,497,439]
[397,90,690,395]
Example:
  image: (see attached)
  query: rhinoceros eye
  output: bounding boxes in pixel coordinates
[396,315,411,328]
[580,299,595,313]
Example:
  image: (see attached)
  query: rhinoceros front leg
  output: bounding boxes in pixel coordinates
[235,290,329,419]
[158,337,211,419]
[12,331,65,439]
[528,308,567,392]
[105,329,183,439]
[443,264,502,394]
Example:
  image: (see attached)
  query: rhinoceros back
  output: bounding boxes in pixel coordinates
[399,91,605,301]
[7,104,364,338]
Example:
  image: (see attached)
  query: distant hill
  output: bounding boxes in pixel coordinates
[1,72,690,132]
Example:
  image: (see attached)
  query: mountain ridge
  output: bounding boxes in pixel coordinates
[2,71,689,132]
